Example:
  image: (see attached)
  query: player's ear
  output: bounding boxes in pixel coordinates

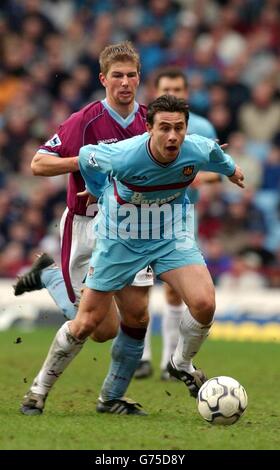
[146,122,153,135]
[99,72,106,88]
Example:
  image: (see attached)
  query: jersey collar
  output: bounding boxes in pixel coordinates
[102,99,139,128]
[146,138,180,167]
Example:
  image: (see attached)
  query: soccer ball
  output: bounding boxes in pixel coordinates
[197,376,248,425]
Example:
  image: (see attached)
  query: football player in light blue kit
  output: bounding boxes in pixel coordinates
[20,95,244,412]
[80,102,229,296]
[136,68,220,380]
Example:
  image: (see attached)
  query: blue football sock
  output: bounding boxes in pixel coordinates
[40,267,77,320]
[100,328,145,401]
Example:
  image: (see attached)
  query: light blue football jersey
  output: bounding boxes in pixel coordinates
[188,112,216,140]
[187,112,217,204]
[79,132,235,246]
[80,111,217,205]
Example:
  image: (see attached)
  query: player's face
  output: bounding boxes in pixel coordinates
[147,111,187,163]
[99,61,140,113]
[156,77,188,100]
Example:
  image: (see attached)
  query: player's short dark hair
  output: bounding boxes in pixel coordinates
[99,41,140,75]
[146,95,189,126]
[154,68,188,89]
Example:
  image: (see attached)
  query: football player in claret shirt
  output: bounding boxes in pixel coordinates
[18,42,153,416]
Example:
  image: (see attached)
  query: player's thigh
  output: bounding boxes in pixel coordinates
[115,285,150,327]
[160,265,215,322]
[60,210,94,302]
[68,215,95,289]
[164,282,183,306]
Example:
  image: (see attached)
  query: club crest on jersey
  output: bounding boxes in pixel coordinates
[183,165,194,177]
[88,152,98,167]
[45,134,61,147]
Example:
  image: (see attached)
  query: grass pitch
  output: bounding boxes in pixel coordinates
[0,328,280,450]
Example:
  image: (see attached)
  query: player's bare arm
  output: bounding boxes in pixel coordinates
[31,152,79,176]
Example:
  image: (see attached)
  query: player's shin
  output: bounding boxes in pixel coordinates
[172,308,212,373]
[160,303,184,370]
[41,268,77,319]
[99,324,146,401]
[30,321,85,396]
[140,322,152,362]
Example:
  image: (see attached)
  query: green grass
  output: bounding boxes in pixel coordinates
[0,328,280,450]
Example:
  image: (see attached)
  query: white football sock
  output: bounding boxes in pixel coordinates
[141,321,152,362]
[30,321,85,395]
[172,309,212,373]
[160,303,185,370]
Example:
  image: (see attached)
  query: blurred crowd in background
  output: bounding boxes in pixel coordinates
[0,0,279,288]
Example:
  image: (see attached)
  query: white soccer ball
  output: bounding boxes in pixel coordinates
[197,376,248,425]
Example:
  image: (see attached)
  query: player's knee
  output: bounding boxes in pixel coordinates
[138,310,150,328]
[90,324,118,343]
[91,333,110,343]
[133,307,149,327]
[165,289,182,305]
[191,296,216,324]
[121,307,149,328]
[76,315,99,337]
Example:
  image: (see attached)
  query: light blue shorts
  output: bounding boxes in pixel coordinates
[86,237,206,292]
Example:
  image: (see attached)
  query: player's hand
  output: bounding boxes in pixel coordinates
[219,143,228,150]
[77,190,97,207]
[77,189,89,197]
[215,139,228,150]
[228,165,245,188]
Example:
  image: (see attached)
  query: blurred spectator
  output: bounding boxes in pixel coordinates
[208,104,233,143]
[221,62,250,126]
[164,26,195,68]
[136,26,165,79]
[0,241,28,278]
[239,231,276,268]
[238,80,280,142]
[204,237,232,284]
[141,0,180,42]
[218,254,268,290]
[224,132,262,191]
[218,190,267,255]
[261,144,280,191]
[187,35,223,86]
[211,4,247,65]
